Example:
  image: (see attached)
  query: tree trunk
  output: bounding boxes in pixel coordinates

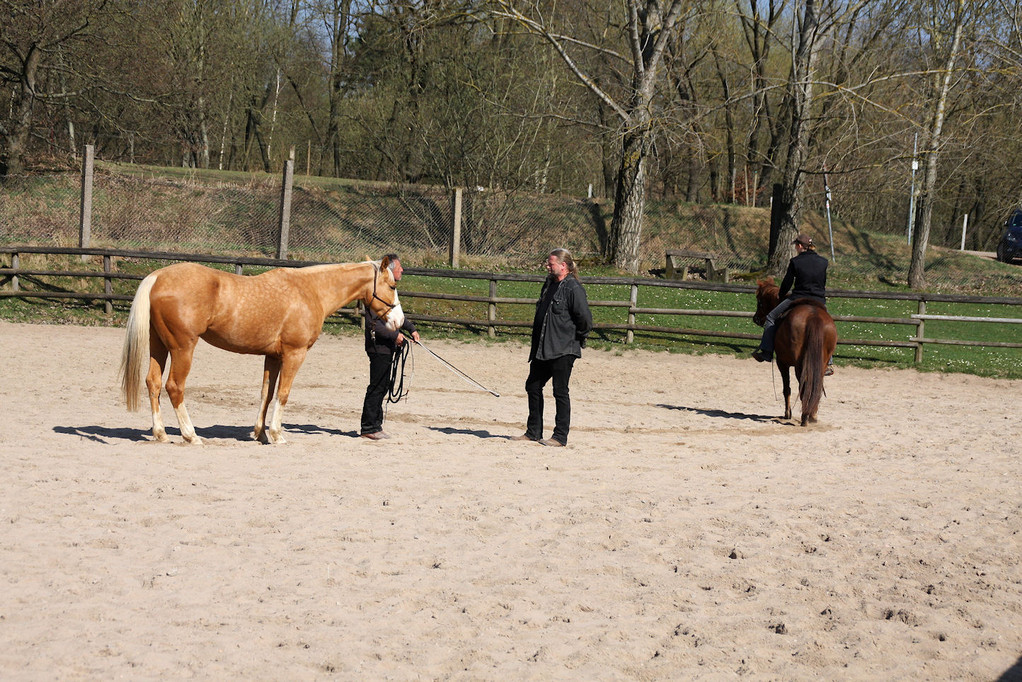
[611,123,650,273]
[713,48,737,203]
[598,97,617,201]
[908,4,964,289]
[493,0,686,275]
[1,43,41,180]
[767,0,819,277]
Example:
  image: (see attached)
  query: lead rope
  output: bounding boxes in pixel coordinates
[771,359,778,402]
[387,340,411,404]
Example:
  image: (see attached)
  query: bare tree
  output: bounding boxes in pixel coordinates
[767,0,872,276]
[0,0,114,179]
[734,0,785,202]
[907,0,970,289]
[492,0,691,274]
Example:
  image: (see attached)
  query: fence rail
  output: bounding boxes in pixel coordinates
[2,246,1022,363]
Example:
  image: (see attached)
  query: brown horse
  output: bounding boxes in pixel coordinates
[119,257,404,444]
[753,277,837,426]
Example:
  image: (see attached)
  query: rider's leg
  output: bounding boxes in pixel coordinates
[754,298,794,361]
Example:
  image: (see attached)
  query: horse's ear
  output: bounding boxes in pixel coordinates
[380,255,392,270]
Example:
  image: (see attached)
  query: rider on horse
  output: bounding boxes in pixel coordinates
[752,233,832,374]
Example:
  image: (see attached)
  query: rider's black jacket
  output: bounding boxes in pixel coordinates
[779,250,828,303]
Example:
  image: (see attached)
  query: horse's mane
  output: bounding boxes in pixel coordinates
[757,278,779,297]
[299,261,376,274]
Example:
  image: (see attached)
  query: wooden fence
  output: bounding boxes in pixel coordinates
[3,246,1022,363]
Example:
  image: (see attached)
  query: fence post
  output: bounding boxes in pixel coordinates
[11,251,19,291]
[915,299,925,363]
[103,255,113,315]
[450,188,462,268]
[276,147,295,260]
[488,278,497,338]
[79,144,94,262]
[627,283,638,343]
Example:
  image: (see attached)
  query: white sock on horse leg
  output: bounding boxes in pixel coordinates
[151,405,169,442]
[174,403,203,444]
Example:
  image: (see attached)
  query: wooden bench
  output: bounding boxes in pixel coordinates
[665,250,730,282]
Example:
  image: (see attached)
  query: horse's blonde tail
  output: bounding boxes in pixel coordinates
[119,273,158,411]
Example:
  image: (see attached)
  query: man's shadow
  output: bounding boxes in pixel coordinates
[656,403,776,423]
[427,426,509,440]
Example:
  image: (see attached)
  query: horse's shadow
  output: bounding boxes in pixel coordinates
[426,426,508,440]
[656,403,776,423]
[53,425,148,443]
[53,422,354,444]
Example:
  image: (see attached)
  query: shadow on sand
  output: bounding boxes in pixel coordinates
[427,426,509,440]
[54,422,354,444]
[655,403,777,424]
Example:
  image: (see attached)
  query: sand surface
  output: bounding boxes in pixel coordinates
[1,320,1020,680]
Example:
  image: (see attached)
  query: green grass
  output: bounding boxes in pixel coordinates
[2,254,1020,379]
[389,274,1022,379]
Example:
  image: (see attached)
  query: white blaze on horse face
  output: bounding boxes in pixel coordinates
[385,293,404,331]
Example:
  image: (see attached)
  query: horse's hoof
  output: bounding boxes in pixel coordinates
[183,435,204,445]
[153,431,170,443]
[253,429,267,443]
[266,430,287,445]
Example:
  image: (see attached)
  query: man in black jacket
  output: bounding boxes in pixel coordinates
[752,233,829,367]
[360,254,418,440]
[512,248,593,447]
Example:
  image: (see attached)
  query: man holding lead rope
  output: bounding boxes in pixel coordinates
[360,254,419,440]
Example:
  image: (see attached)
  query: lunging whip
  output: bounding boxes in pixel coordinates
[414,340,500,397]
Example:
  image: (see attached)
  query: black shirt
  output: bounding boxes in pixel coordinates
[779,250,828,303]
[530,277,561,355]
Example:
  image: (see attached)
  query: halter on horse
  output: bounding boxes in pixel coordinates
[754,277,837,426]
[119,257,404,444]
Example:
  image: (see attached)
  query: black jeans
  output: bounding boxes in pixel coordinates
[361,352,392,434]
[525,355,576,444]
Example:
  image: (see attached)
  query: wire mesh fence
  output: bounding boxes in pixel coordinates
[2,163,1020,294]
[0,168,776,270]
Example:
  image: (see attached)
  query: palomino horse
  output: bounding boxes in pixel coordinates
[119,257,404,444]
[753,277,837,426]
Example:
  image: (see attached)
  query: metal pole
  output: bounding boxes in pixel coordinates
[823,166,835,263]
[960,213,968,251]
[907,134,918,245]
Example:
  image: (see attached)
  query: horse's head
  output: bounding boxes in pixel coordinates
[752,277,779,327]
[367,255,405,330]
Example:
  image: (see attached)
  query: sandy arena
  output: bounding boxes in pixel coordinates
[1,320,1020,680]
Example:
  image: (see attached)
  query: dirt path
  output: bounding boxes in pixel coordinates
[1,321,1019,679]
